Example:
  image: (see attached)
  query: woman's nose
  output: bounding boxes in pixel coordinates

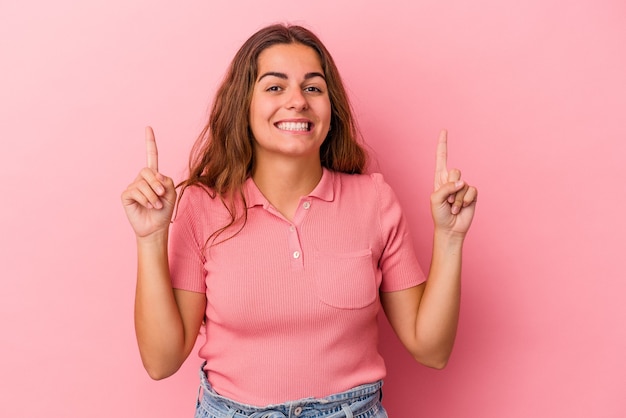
[286,89,308,111]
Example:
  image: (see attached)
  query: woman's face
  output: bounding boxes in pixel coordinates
[249,43,331,166]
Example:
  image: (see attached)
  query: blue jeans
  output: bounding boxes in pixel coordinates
[195,364,388,418]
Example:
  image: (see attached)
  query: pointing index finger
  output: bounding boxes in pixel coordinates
[145,126,158,171]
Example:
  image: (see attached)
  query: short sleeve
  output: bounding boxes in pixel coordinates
[169,187,207,293]
[372,173,426,292]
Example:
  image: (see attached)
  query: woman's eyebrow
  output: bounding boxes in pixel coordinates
[257,71,326,81]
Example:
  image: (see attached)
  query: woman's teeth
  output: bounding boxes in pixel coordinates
[276,122,310,131]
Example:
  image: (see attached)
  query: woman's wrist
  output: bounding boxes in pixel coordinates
[433,227,466,248]
[136,228,169,249]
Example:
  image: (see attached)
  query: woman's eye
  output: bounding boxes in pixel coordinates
[304,86,322,93]
[266,86,282,92]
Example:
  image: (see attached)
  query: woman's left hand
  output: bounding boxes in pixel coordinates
[431,130,478,238]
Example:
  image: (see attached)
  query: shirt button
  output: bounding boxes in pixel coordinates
[303,201,311,210]
[289,225,295,232]
[292,251,301,259]
[294,406,303,416]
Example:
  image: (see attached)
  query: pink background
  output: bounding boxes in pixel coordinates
[1,0,625,416]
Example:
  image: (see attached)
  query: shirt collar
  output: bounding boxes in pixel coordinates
[244,168,335,208]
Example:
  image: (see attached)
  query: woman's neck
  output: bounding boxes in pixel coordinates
[252,157,323,221]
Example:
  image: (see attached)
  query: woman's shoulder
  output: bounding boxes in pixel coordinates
[332,171,401,212]
[175,183,231,221]
[177,183,215,209]
[179,182,214,200]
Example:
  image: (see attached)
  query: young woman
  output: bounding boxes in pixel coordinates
[122,24,477,418]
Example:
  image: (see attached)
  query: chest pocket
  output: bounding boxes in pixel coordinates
[313,248,377,309]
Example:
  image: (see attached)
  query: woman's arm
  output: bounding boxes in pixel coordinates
[134,232,206,379]
[380,232,463,369]
[381,130,477,369]
[122,127,206,379]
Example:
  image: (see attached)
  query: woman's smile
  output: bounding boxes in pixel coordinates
[274,120,313,132]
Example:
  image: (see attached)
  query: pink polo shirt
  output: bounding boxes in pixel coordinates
[169,169,425,406]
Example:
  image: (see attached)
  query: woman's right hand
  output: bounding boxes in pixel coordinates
[121,127,177,239]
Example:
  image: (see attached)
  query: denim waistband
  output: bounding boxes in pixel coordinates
[197,363,384,418]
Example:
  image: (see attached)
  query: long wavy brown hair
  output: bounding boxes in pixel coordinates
[178,23,368,243]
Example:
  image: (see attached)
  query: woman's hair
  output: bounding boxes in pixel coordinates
[178,23,367,243]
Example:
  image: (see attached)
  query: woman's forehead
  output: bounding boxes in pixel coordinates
[256,43,324,77]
